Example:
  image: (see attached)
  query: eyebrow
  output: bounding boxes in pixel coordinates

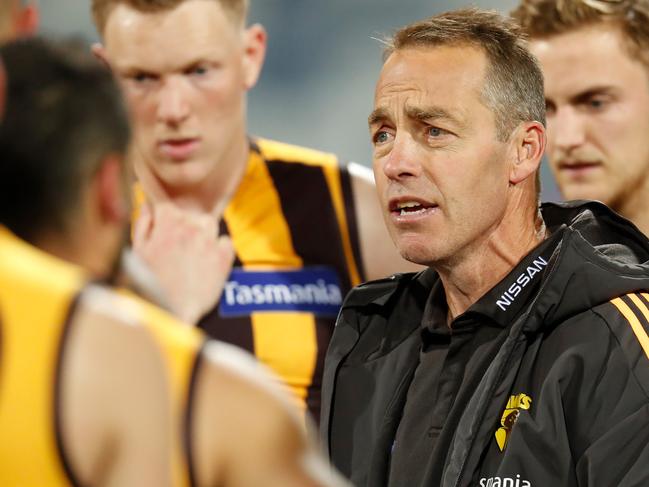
[368,104,465,128]
[368,107,390,127]
[569,86,616,104]
[117,56,215,77]
[405,105,464,127]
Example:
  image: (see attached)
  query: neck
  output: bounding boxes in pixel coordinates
[613,183,649,237]
[36,229,114,278]
[136,134,250,217]
[436,192,545,325]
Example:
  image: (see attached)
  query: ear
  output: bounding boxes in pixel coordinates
[509,121,546,185]
[241,23,267,90]
[91,43,112,70]
[14,3,39,37]
[95,154,129,225]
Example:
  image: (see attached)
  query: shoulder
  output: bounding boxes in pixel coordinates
[63,286,171,485]
[189,341,308,482]
[591,292,649,396]
[342,271,426,309]
[0,227,85,296]
[530,292,649,460]
[64,286,170,409]
[75,285,157,342]
[116,288,203,349]
[255,137,340,168]
[77,285,203,378]
[539,292,649,398]
[332,271,430,348]
[81,286,195,337]
[195,340,351,486]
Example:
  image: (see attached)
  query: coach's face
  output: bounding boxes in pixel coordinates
[101,0,264,192]
[370,46,512,266]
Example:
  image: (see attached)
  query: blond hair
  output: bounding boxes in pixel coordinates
[92,0,249,34]
[511,0,649,66]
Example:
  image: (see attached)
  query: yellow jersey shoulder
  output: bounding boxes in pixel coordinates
[255,138,339,169]
[0,226,85,294]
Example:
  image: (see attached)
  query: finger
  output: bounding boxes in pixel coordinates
[152,202,186,235]
[190,211,217,235]
[132,202,153,247]
[216,235,236,271]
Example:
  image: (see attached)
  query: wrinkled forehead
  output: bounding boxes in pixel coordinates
[373,45,488,118]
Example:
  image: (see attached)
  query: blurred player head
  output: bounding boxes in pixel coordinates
[512,0,649,227]
[91,0,266,202]
[370,8,546,266]
[0,0,38,44]
[0,37,131,277]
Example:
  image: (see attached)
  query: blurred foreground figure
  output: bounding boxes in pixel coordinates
[513,0,649,235]
[0,0,37,43]
[322,8,649,487]
[0,37,348,487]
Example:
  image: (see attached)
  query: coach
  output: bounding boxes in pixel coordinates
[321,8,649,487]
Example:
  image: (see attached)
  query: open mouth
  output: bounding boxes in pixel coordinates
[389,200,438,217]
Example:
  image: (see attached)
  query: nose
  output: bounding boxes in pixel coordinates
[550,106,585,153]
[381,133,422,181]
[156,76,190,125]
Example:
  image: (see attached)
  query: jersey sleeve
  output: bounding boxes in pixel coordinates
[337,161,366,283]
[576,294,649,486]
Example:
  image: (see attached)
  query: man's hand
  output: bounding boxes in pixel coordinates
[133,202,235,325]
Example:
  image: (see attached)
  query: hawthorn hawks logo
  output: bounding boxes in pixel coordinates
[495,393,532,451]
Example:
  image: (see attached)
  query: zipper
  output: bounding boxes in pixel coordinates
[450,235,569,487]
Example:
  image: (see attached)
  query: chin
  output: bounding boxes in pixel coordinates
[158,164,212,190]
[398,244,437,267]
[562,186,610,205]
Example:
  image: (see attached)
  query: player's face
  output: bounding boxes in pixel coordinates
[370,46,512,266]
[530,25,649,210]
[102,0,258,192]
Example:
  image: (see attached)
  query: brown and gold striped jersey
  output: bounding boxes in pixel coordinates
[133,138,365,422]
[202,138,364,422]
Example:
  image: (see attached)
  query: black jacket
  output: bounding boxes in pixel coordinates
[321,201,649,487]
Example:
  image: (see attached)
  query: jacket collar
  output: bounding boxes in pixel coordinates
[346,201,649,333]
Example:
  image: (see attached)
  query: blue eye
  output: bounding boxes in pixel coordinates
[188,65,208,76]
[428,127,443,137]
[580,94,612,112]
[373,131,391,145]
[588,98,604,109]
[132,72,156,83]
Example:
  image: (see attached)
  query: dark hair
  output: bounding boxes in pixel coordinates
[386,8,546,141]
[0,37,130,242]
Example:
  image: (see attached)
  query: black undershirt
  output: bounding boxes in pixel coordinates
[387,281,506,486]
